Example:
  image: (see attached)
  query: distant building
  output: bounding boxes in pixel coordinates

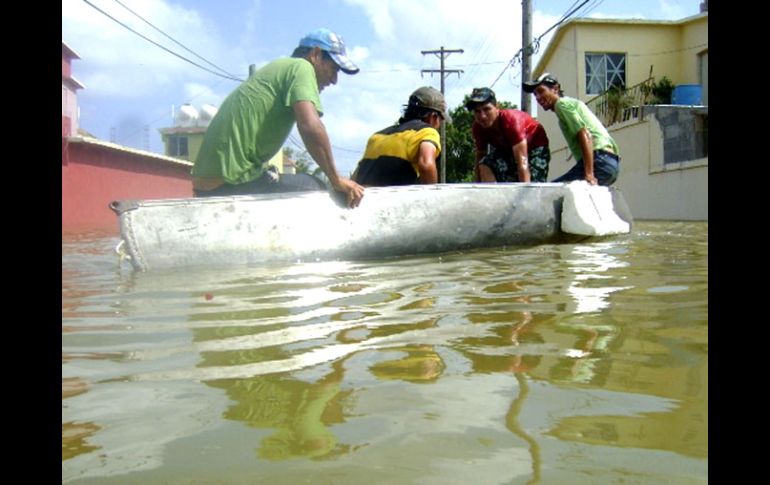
[62,41,194,234]
[158,104,218,162]
[160,104,302,175]
[62,42,84,137]
[531,12,708,221]
[282,155,297,174]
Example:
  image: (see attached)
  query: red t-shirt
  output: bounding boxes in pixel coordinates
[472,109,549,157]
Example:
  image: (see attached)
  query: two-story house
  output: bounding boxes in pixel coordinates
[530,11,708,220]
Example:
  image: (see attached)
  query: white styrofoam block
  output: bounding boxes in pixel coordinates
[561,181,631,236]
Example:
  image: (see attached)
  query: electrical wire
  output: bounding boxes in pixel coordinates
[110,0,240,80]
[81,0,244,82]
[490,0,595,87]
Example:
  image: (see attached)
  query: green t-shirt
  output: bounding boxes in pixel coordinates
[555,97,619,161]
[192,57,323,184]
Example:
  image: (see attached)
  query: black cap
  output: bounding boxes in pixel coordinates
[465,87,496,110]
[522,73,559,93]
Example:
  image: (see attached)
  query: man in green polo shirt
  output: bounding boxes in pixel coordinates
[523,73,620,186]
[192,28,364,208]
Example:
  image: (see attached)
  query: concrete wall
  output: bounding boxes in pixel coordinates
[544,110,707,221]
[612,115,707,221]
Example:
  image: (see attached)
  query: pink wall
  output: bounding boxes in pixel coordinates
[62,57,72,79]
[62,88,78,135]
[62,140,193,234]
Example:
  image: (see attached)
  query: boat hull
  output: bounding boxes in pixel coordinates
[111,183,633,271]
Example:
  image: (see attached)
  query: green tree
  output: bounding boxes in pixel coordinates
[444,96,516,182]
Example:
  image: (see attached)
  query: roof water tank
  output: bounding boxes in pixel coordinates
[198,104,218,127]
[176,104,198,127]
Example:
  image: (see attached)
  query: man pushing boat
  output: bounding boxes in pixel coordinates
[191,28,364,208]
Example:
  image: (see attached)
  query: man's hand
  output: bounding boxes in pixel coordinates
[332,177,365,208]
[585,173,598,185]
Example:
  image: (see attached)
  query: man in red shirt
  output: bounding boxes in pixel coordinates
[466,87,550,183]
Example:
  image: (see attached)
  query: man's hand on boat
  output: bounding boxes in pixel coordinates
[332,177,365,208]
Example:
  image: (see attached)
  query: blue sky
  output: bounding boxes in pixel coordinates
[62,0,703,175]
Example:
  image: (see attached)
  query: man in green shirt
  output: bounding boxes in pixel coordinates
[523,73,620,186]
[192,28,364,208]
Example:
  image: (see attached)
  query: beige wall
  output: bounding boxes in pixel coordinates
[266,150,283,172]
[539,122,708,222]
[549,117,708,221]
[680,16,708,85]
[188,133,205,162]
[161,132,206,162]
[573,23,684,100]
[612,118,707,221]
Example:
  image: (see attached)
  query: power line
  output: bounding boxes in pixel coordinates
[490,0,593,88]
[111,0,240,80]
[81,0,244,82]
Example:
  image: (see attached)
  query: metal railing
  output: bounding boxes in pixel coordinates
[586,77,655,126]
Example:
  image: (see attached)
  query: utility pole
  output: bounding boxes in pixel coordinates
[521,0,533,114]
[421,47,463,183]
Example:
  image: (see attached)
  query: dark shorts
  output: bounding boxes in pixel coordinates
[194,168,327,197]
[552,150,620,186]
[352,158,418,186]
[478,145,550,182]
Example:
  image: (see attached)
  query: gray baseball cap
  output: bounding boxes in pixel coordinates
[409,86,452,123]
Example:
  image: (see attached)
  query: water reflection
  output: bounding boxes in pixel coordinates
[62,222,708,483]
[206,358,353,460]
[62,377,102,461]
[369,345,445,383]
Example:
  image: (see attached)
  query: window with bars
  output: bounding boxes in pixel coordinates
[585,53,626,95]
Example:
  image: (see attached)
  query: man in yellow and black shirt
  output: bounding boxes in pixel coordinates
[352,87,450,186]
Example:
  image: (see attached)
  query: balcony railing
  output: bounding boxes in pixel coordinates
[585,77,655,126]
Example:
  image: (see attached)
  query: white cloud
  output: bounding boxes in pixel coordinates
[62,0,242,98]
[342,0,395,40]
[181,82,229,108]
[658,0,687,20]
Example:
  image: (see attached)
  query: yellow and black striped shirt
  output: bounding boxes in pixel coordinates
[353,119,441,186]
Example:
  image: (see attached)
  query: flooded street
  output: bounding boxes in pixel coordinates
[62,221,707,484]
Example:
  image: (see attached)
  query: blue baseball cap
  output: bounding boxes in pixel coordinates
[299,28,359,75]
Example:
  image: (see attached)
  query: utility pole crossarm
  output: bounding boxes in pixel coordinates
[421,48,464,56]
[421,69,463,76]
[420,46,463,183]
